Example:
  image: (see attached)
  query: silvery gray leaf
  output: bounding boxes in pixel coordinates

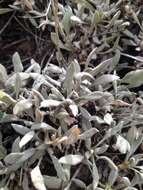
[51,32,71,51]
[94,144,109,155]
[0,186,9,190]
[74,72,94,81]
[25,59,41,73]
[0,64,7,85]
[19,131,35,148]
[50,155,67,181]
[45,63,63,74]
[31,122,56,131]
[75,91,104,105]
[92,157,99,189]
[104,113,113,125]
[22,173,30,190]
[121,177,131,186]
[15,72,22,99]
[31,165,46,190]
[89,58,113,76]
[69,104,78,117]
[6,73,30,88]
[70,15,83,23]
[44,175,62,189]
[12,52,23,73]
[72,178,86,189]
[113,135,130,154]
[40,99,61,108]
[13,99,33,115]
[12,137,20,153]
[122,69,143,88]
[98,156,118,186]
[127,134,143,159]
[131,172,143,186]
[63,61,76,96]
[124,187,138,190]
[51,87,65,100]
[17,148,35,163]
[127,126,139,145]
[59,154,83,166]
[12,124,31,135]
[95,74,119,86]
[80,107,92,130]
[45,75,61,87]
[80,128,98,140]
[62,6,73,34]
[4,152,23,165]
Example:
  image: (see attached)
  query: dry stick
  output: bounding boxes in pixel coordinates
[14,16,45,41]
[64,164,83,190]
[46,0,52,22]
[19,167,23,186]
[51,0,66,66]
[41,49,55,69]
[0,11,15,35]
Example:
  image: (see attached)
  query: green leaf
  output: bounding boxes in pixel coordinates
[122,69,143,88]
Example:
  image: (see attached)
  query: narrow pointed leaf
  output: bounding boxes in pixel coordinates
[31,166,46,190]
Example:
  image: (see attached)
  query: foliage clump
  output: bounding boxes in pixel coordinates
[1,0,143,190]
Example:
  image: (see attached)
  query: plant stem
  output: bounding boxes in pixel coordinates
[51,0,60,53]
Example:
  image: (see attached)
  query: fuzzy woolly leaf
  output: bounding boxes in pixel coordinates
[12,124,31,135]
[13,99,33,115]
[122,69,143,88]
[114,135,130,154]
[19,131,35,148]
[59,154,83,165]
[4,153,23,165]
[12,52,23,73]
[40,99,61,108]
[0,91,16,106]
[95,74,119,86]
[0,64,7,84]
[31,166,46,190]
